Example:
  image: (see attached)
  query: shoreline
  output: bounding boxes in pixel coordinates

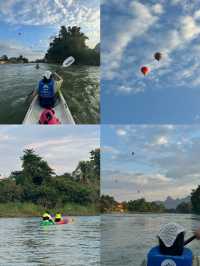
[0,203,99,218]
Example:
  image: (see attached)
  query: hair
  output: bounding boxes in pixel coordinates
[159,232,184,256]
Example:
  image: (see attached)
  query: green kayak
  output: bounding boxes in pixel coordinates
[40,220,54,226]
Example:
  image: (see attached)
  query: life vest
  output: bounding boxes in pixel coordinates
[55,213,62,220]
[39,79,55,98]
[39,109,61,125]
[147,246,193,266]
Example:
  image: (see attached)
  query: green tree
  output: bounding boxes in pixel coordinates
[0,180,22,203]
[176,201,192,213]
[45,26,100,65]
[191,186,200,214]
[90,148,100,179]
[100,195,117,212]
[21,149,54,185]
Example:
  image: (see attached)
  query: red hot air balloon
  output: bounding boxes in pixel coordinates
[141,66,149,76]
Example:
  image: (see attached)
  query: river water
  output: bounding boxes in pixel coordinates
[101,213,200,266]
[0,216,100,266]
[0,63,99,124]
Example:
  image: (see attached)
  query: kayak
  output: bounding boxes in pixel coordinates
[40,218,74,226]
[40,220,54,226]
[23,87,75,124]
[55,218,71,225]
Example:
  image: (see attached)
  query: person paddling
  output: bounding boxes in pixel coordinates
[54,213,63,222]
[38,71,56,108]
[42,211,54,223]
[141,223,200,266]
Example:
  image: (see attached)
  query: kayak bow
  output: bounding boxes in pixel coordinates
[23,80,75,124]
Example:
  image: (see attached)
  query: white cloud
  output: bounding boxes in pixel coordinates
[101,145,119,155]
[0,0,100,48]
[0,41,45,60]
[180,16,200,41]
[23,134,99,174]
[152,4,164,15]
[116,128,127,136]
[156,136,169,145]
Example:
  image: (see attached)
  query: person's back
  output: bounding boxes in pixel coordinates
[54,213,63,222]
[141,223,200,266]
[38,71,55,108]
[42,211,53,221]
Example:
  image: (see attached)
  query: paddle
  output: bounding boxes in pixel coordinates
[25,56,75,102]
[184,235,197,246]
[62,56,75,68]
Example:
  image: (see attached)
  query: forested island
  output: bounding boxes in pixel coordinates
[45,26,100,65]
[101,187,200,214]
[0,148,100,217]
[0,26,100,66]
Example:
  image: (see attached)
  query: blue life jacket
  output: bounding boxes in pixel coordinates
[147,246,193,266]
[38,79,55,98]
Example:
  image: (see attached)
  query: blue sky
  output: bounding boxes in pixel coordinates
[101,0,200,124]
[0,0,99,60]
[101,125,200,201]
[0,125,99,177]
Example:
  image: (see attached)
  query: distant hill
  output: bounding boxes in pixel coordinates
[156,196,190,209]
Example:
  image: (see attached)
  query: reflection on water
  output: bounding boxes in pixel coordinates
[101,213,200,266]
[0,64,99,124]
[0,216,100,266]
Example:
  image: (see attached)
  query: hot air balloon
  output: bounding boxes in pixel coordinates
[154,52,162,61]
[141,66,149,76]
[132,152,134,156]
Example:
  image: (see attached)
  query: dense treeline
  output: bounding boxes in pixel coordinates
[0,55,28,64]
[45,26,100,66]
[0,149,100,210]
[101,196,194,214]
[125,198,165,213]
[101,196,165,213]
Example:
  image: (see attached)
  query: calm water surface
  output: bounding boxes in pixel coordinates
[0,216,100,266]
[101,213,200,266]
[0,63,99,124]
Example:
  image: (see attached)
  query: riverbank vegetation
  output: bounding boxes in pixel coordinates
[0,149,100,217]
[101,196,165,213]
[0,55,28,64]
[101,194,195,214]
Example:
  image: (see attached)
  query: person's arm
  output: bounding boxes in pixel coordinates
[54,72,63,82]
[140,259,147,266]
[194,228,200,240]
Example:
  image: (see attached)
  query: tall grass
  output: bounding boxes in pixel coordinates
[0,203,99,217]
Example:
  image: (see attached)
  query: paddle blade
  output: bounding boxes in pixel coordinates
[62,57,75,67]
